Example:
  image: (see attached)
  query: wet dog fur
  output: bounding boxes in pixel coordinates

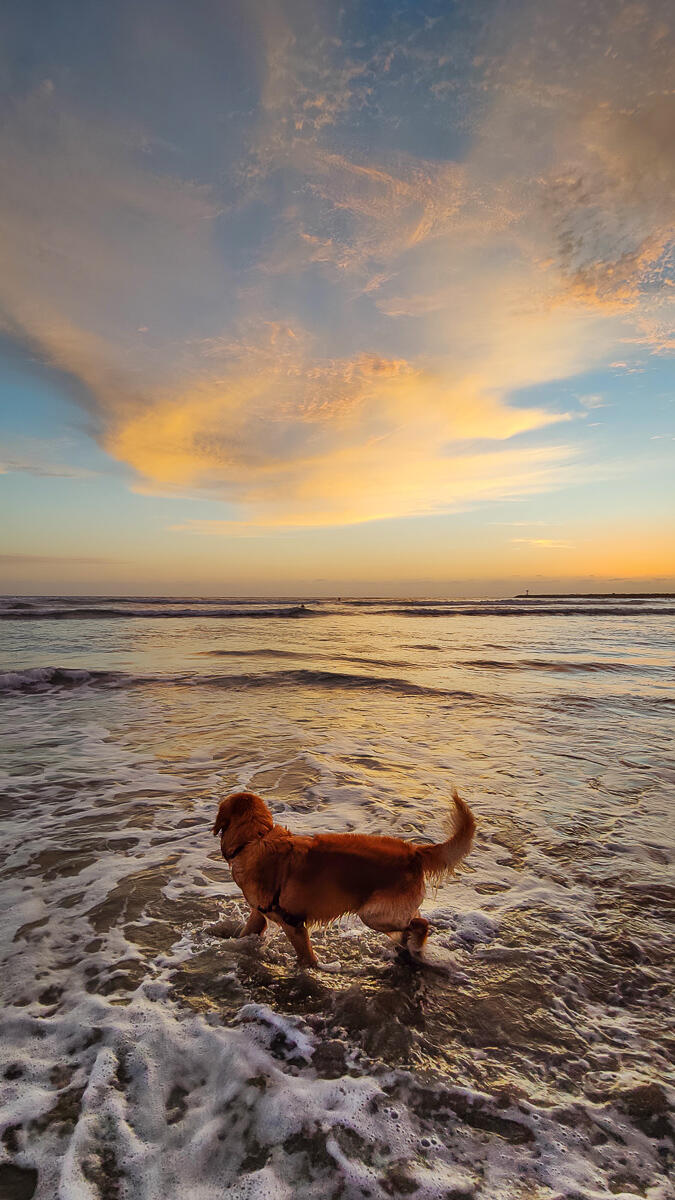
[212,789,476,968]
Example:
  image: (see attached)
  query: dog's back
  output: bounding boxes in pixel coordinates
[281,832,424,924]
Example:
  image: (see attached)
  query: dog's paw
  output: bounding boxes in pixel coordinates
[207,917,243,939]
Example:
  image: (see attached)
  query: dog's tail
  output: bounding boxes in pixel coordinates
[417,789,476,880]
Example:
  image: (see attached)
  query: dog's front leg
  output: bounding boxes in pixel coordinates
[240,909,268,938]
[280,919,318,968]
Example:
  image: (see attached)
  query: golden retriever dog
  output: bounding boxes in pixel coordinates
[212,788,475,968]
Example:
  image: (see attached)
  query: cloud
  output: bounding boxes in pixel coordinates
[105,332,575,524]
[0,0,672,534]
[0,554,125,565]
[578,395,608,410]
[169,520,299,538]
[511,538,575,550]
[0,437,96,478]
[0,86,224,403]
[472,1,675,338]
[0,460,93,479]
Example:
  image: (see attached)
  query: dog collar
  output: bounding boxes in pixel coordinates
[224,830,265,863]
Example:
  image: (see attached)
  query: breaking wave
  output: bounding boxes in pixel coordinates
[463,657,651,674]
[203,648,411,668]
[0,665,477,700]
[0,667,130,692]
[0,603,323,621]
[1,594,674,621]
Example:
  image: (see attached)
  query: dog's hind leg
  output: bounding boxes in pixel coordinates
[359,901,430,957]
[402,914,429,954]
[358,885,424,939]
[358,909,411,940]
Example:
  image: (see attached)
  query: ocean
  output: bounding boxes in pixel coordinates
[1,595,673,1200]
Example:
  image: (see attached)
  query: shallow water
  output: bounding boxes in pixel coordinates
[1,597,673,1199]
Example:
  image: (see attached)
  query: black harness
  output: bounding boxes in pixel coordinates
[224,842,247,863]
[223,830,265,863]
[223,838,304,927]
[258,887,305,928]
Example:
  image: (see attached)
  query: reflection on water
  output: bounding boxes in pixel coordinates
[0,603,673,1198]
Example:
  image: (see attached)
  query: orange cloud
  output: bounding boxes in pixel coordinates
[511,538,575,550]
[102,331,575,524]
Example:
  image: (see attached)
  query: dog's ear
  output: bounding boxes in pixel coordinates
[212,799,230,837]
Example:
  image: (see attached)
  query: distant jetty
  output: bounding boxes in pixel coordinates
[515,592,675,599]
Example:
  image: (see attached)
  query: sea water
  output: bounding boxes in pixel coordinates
[1,596,673,1199]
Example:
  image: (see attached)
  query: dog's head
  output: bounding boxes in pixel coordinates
[212,790,274,858]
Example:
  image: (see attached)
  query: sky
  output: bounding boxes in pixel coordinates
[0,0,673,596]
